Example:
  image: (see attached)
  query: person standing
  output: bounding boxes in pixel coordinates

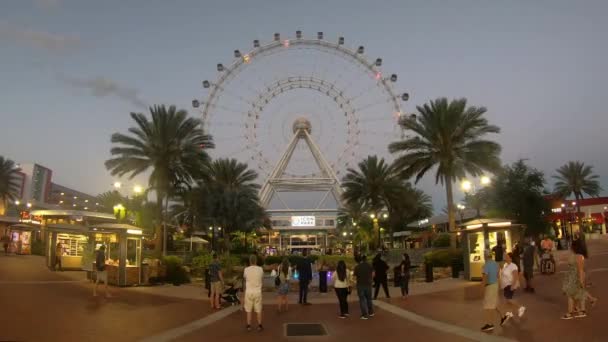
[492,240,504,263]
[522,240,537,293]
[244,254,264,332]
[333,260,351,318]
[511,241,522,271]
[208,253,224,310]
[372,253,390,299]
[2,234,9,256]
[354,255,374,320]
[296,249,313,305]
[54,242,63,271]
[480,250,500,332]
[93,245,110,298]
[399,253,411,300]
[561,240,588,319]
[276,258,291,313]
[499,252,526,326]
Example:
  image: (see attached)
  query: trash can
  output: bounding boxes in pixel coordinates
[451,261,460,279]
[425,262,433,283]
[319,271,328,293]
[142,262,150,285]
[393,266,402,287]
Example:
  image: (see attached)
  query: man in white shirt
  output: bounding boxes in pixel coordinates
[244,254,264,332]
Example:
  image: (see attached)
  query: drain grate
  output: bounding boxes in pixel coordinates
[285,323,328,337]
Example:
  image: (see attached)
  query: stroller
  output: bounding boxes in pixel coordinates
[220,283,241,307]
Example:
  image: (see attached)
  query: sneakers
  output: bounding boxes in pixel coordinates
[339,315,346,319]
[360,316,369,320]
[481,324,495,332]
[369,313,375,317]
[500,312,513,326]
[574,311,587,318]
[257,325,264,332]
[518,306,526,318]
[246,325,252,332]
[561,313,575,320]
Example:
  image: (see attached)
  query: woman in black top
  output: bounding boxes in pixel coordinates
[372,253,390,299]
[399,253,411,299]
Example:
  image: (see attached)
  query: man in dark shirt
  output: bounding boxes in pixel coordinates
[354,255,374,319]
[522,240,537,293]
[492,241,504,263]
[296,249,313,305]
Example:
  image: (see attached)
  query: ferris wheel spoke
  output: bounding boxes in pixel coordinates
[352,97,394,113]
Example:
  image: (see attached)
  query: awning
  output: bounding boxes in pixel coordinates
[9,223,38,231]
[46,224,88,233]
[89,223,145,236]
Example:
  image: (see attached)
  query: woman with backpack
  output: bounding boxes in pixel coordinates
[276,258,291,313]
[333,260,351,318]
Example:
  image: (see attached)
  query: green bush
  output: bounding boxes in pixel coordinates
[263,255,284,265]
[163,256,190,285]
[31,240,45,256]
[424,248,463,267]
[432,233,451,248]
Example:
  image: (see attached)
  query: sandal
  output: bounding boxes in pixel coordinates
[561,313,575,320]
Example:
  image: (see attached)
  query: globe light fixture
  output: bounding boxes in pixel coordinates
[133,185,143,194]
[461,180,472,192]
[113,182,122,189]
[15,200,20,205]
[481,176,491,185]
[383,213,388,219]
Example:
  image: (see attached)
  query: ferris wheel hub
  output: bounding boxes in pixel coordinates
[292,117,312,135]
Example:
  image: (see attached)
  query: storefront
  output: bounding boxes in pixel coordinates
[8,223,38,255]
[88,223,145,286]
[46,224,89,270]
[461,219,524,281]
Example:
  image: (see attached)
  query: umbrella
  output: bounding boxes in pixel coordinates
[182,236,209,251]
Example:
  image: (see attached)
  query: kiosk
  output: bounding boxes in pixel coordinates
[89,223,145,286]
[46,224,89,270]
[461,219,524,281]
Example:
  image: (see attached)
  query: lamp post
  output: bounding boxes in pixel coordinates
[369,212,388,250]
[456,204,466,224]
[460,176,491,218]
[209,226,222,252]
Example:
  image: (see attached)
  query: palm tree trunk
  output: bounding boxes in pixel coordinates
[575,192,582,235]
[164,193,170,256]
[445,175,457,248]
[155,191,164,256]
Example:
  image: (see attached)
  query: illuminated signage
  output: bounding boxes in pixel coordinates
[291,216,315,227]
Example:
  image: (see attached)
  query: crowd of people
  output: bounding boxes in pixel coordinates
[480,232,598,333]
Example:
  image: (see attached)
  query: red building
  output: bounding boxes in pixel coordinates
[545,195,608,237]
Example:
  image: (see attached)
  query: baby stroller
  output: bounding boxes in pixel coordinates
[220,283,241,307]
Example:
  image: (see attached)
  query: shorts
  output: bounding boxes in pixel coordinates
[96,270,107,282]
[277,282,290,296]
[503,285,515,300]
[244,292,262,313]
[210,281,223,296]
[483,283,498,309]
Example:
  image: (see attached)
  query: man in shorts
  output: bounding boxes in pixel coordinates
[208,253,224,309]
[481,250,500,332]
[93,245,110,298]
[244,254,264,332]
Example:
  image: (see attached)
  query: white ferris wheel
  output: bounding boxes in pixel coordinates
[193,31,410,209]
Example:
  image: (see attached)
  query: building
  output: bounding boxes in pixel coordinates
[545,195,608,236]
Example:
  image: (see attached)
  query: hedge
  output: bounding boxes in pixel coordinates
[423,248,463,267]
[162,256,190,285]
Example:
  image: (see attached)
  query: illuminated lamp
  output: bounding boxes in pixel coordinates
[243,54,251,63]
[283,39,290,48]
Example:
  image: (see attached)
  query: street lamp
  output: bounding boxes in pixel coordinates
[113,182,122,189]
[133,185,143,195]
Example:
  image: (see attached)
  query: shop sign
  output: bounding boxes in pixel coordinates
[291,216,315,227]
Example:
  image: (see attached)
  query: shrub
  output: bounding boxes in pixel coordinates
[263,255,284,266]
[191,253,213,277]
[31,240,45,256]
[432,233,451,248]
[424,248,463,267]
[162,255,190,285]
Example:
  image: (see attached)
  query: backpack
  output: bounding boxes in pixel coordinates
[275,275,281,287]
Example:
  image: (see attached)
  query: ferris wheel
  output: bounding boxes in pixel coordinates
[192,31,410,180]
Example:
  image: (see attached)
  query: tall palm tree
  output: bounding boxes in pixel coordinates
[341,155,404,248]
[389,98,501,245]
[0,156,21,216]
[553,161,602,215]
[193,159,266,253]
[105,105,213,254]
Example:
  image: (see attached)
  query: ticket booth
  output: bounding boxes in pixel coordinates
[88,223,145,286]
[461,219,524,281]
[46,224,89,270]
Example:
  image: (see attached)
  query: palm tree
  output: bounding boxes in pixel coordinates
[193,158,266,253]
[105,105,213,254]
[0,156,21,216]
[553,161,602,215]
[341,155,404,248]
[389,98,501,246]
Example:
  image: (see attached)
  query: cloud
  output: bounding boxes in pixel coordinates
[0,23,80,51]
[58,75,149,109]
